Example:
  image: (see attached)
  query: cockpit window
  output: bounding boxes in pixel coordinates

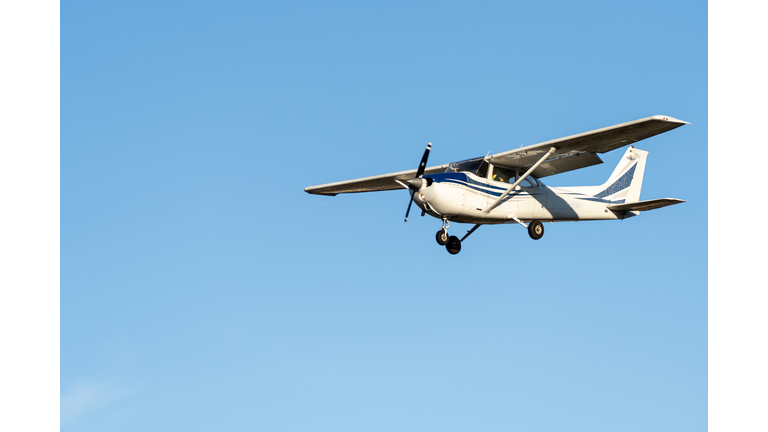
[446,160,541,187]
[491,170,508,183]
[493,167,517,183]
[491,166,539,187]
[476,161,489,178]
[445,158,485,175]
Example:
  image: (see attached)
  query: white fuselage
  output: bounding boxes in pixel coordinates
[413,172,630,224]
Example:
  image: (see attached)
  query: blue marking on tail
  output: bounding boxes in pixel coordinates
[593,163,636,199]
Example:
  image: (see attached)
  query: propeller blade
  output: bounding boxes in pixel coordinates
[415,142,432,178]
[404,142,432,223]
[404,189,415,223]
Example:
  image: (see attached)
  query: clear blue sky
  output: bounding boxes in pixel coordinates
[61,1,708,431]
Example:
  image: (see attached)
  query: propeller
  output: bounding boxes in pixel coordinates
[404,142,432,223]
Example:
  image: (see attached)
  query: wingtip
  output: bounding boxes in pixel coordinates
[305,186,338,196]
[651,115,690,125]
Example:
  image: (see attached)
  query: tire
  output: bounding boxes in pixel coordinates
[446,236,462,254]
[528,220,544,240]
[436,229,449,246]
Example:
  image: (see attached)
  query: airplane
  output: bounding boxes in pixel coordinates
[305,115,688,254]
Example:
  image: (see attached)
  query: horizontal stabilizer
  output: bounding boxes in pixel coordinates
[607,198,685,212]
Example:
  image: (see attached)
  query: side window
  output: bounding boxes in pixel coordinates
[484,166,540,186]
[490,168,507,182]
[492,167,514,183]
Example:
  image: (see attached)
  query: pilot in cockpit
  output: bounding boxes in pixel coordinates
[492,172,507,183]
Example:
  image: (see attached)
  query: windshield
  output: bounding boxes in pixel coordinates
[445,159,541,186]
[445,157,486,176]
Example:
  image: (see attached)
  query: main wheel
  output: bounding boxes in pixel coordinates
[528,220,544,240]
[436,229,449,246]
[446,236,462,254]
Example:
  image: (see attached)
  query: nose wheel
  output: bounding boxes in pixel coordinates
[436,229,449,245]
[435,219,451,246]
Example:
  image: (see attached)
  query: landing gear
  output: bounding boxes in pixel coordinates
[436,220,481,255]
[528,220,544,240]
[436,229,449,245]
[437,219,460,254]
[436,219,451,246]
[446,236,462,254]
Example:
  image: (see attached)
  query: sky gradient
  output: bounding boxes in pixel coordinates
[57,1,713,431]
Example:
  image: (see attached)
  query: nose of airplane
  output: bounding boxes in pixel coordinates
[407,178,424,190]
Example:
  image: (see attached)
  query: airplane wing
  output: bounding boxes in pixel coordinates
[304,163,450,196]
[305,115,687,195]
[488,115,688,178]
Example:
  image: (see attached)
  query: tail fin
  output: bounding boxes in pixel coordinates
[593,147,647,204]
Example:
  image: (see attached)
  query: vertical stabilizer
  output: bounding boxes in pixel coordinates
[593,147,648,203]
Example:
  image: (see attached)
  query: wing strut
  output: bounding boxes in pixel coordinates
[483,146,556,214]
[460,224,482,243]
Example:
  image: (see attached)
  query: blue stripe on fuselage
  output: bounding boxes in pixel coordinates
[425,172,541,198]
[426,171,626,204]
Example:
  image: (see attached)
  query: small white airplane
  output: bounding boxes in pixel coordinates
[305,115,688,254]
